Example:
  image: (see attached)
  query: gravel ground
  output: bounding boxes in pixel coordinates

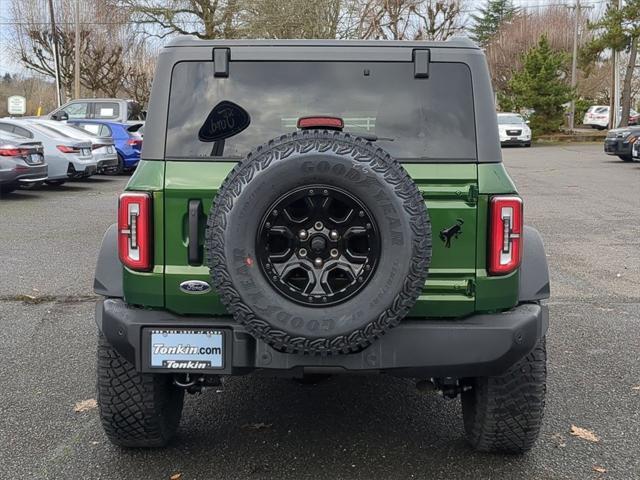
[0,145,638,480]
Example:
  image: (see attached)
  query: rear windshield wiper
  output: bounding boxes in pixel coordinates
[347,131,394,142]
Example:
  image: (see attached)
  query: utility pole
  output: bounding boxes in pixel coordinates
[567,0,593,130]
[74,0,80,99]
[568,0,581,131]
[48,0,62,107]
[611,0,622,129]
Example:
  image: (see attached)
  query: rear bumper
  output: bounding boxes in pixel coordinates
[96,299,549,378]
[0,164,48,184]
[97,155,118,169]
[500,138,530,146]
[68,162,97,177]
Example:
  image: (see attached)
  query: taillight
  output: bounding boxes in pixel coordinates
[118,192,152,271]
[57,145,78,153]
[488,196,523,275]
[0,147,28,156]
[126,138,142,147]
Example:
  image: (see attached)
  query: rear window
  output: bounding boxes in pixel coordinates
[166,61,477,162]
[95,102,120,119]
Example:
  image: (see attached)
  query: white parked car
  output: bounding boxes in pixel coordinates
[497,113,531,147]
[583,105,640,129]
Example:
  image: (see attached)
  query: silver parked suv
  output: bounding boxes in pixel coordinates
[0,131,48,195]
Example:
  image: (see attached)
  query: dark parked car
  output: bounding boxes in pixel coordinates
[603,126,640,162]
[68,120,143,174]
[0,131,48,195]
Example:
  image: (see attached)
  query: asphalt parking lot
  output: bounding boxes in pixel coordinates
[0,144,639,480]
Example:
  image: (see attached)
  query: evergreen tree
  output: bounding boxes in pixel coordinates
[2,73,11,84]
[471,0,517,47]
[582,0,640,127]
[509,36,573,134]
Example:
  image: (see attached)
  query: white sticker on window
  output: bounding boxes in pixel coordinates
[99,108,114,117]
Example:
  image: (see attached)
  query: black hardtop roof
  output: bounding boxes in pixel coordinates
[165,36,479,50]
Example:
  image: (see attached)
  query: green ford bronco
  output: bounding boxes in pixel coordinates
[94,37,550,453]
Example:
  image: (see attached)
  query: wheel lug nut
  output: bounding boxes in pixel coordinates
[330,248,339,258]
[298,229,308,240]
[271,210,278,217]
[309,189,314,195]
[314,221,323,230]
[299,248,307,257]
[314,257,323,268]
[358,210,365,218]
[329,230,339,240]
[366,223,372,230]
[322,296,327,302]
[323,189,328,196]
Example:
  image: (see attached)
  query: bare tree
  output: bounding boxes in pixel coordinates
[487,7,587,94]
[414,0,466,40]
[355,0,419,40]
[244,0,343,39]
[122,42,158,105]
[355,0,465,41]
[10,0,137,100]
[119,0,245,39]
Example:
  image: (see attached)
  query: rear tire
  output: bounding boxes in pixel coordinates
[618,155,633,162]
[0,183,18,195]
[113,154,125,175]
[461,337,547,454]
[97,333,184,448]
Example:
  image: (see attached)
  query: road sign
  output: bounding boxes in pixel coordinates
[7,95,27,115]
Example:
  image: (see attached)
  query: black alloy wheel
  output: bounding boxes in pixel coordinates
[257,185,380,307]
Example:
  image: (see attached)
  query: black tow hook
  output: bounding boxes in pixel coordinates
[174,374,223,394]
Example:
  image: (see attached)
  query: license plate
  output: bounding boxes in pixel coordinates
[150,329,224,370]
[107,146,114,153]
[510,137,518,140]
[81,148,91,156]
[30,154,43,164]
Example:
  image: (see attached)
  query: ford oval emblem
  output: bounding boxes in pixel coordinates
[179,280,212,295]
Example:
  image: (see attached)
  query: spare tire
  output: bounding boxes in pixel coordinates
[206,130,431,355]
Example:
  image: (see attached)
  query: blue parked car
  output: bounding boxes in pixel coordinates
[67,120,143,174]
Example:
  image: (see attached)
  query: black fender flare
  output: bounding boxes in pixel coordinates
[94,223,123,299]
[518,226,550,302]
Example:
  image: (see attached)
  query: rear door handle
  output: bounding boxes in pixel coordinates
[188,199,203,265]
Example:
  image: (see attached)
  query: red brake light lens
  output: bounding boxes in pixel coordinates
[118,192,152,271]
[56,145,77,153]
[488,196,523,275]
[297,116,344,130]
[0,147,27,156]
[126,138,142,147]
